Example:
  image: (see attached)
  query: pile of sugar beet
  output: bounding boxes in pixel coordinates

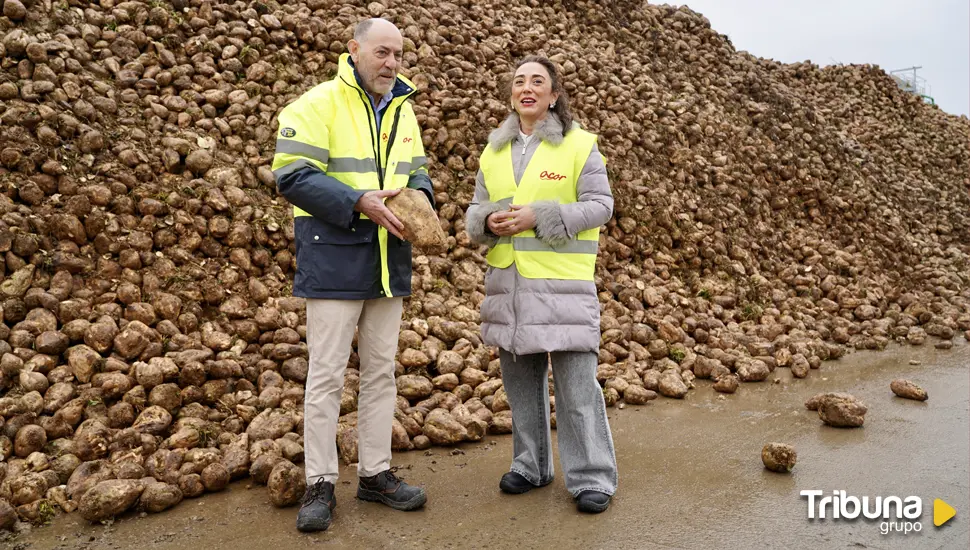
[1,0,969,530]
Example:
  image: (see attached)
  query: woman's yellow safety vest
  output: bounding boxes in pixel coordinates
[479,127,600,281]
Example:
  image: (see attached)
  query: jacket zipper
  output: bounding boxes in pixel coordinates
[347,83,411,190]
[511,268,519,362]
[384,106,404,177]
[353,89,384,189]
[510,136,526,361]
[338,72,416,298]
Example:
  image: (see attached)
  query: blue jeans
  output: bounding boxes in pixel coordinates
[499,350,618,496]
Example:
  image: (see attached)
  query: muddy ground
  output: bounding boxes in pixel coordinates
[5,342,968,550]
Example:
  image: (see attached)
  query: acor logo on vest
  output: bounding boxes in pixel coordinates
[540,170,567,181]
[280,128,296,138]
[382,132,389,142]
[403,137,413,144]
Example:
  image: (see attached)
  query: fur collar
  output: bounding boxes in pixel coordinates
[488,112,565,150]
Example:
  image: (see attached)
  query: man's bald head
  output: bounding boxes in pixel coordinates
[349,18,405,99]
[354,18,401,45]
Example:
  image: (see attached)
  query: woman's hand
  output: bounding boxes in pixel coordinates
[489,205,536,236]
[486,210,510,236]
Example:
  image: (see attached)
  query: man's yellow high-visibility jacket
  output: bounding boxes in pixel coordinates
[272,53,433,299]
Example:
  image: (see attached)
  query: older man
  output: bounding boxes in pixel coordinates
[271,18,433,532]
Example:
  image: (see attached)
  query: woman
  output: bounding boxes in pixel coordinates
[464,56,618,513]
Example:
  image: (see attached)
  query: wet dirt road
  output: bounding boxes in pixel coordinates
[10,342,969,550]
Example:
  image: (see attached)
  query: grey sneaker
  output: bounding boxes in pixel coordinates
[357,469,427,511]
[296,479,336,532]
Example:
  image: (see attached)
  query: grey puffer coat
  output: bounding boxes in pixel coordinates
[464,113,614,356]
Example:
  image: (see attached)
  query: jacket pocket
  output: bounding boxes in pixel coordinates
[309,219,374,245]
[295,217,378,294]
[385,234,413,296]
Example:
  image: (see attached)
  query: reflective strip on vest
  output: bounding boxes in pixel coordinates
[495,236,599,254]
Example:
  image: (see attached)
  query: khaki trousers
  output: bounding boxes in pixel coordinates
[304,297,403,483]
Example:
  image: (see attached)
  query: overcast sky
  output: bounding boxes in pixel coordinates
[676,0,969,118]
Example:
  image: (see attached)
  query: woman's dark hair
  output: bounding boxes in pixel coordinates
[512,55,574,136]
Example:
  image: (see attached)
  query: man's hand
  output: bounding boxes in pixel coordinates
[488,204,536,237]
[354,189,406,239]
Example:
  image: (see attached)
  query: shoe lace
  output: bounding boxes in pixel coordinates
[383,468,402,484]
[302,479,332,505]
[365,468,402,490]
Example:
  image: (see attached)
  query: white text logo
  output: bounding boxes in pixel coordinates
[801,490,924,535]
